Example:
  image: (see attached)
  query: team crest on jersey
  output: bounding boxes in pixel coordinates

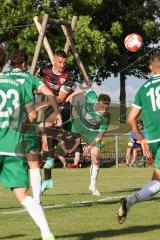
[60,78,66,84]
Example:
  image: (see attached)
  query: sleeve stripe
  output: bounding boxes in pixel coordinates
[132,103,142,109]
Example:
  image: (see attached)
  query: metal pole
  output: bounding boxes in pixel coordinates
[115,135,119,168]
[30,14,49,74]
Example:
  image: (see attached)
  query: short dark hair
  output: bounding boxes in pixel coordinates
[149,52,160,65]
[0,44,7,69]
[10,50,28,67]
[98,94,111,105]
[55,50,67,58]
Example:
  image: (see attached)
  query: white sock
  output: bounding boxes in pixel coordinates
[90,164,99,188]
[30,168,41,204]
[22,196,52,238]
[131,180,160,205]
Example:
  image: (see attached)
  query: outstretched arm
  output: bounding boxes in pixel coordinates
[65,82,91,102]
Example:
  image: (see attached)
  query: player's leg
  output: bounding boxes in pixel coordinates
[71,120,101,194]
[0,155,55,240]
[89,146,101,196]
[27,152,41,203]
[13,187,55,240]
[117,142,160,224]
[41,135,55,194]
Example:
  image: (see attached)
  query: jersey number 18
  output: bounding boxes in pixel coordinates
[147,86,160,112]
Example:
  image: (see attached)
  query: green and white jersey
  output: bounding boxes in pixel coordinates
[5,69,44,103]
[0,70,44,156]
[73,89,110,132]
[133,75,160,142]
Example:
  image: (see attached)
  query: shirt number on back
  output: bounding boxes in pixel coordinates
[0,89,20,117]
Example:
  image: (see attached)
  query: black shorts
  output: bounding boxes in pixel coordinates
[44,102,72,123]
[55,144,83,158]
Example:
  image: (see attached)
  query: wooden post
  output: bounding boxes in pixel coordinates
[34,16,54,65]
[61,25,90,84]
[30,14,49,74]
[64,16,77,54]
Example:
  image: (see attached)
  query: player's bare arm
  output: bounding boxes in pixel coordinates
[128,106,151,158]
[66,82,91,102]
[60,141,69,153]
[56,90,69,103]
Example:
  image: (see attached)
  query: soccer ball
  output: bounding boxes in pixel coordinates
[124,33,143,52]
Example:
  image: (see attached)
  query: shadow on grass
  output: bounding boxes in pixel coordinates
[42,199,120,211]
[42,192,92,197]
[56,224,160,239]
[0,206,22,211]
[111,188,141,194]
[0,234,26,239]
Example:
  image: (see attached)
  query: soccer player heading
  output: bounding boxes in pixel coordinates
[0,45,55,240]
[38,50,76,101]
[117,52,160,224]
[65,89,111,196]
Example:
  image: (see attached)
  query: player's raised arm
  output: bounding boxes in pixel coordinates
[65,82,91,102]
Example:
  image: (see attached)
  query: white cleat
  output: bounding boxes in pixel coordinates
[89,185,101,196]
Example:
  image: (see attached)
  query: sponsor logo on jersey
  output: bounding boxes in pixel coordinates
[60,78,66,84]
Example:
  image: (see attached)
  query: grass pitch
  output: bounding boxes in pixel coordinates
[0,168,160,240]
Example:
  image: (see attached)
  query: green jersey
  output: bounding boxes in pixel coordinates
[134,75,160,142]
[0,70,44,156]
[5,69,44,103]
[73,89,110,132]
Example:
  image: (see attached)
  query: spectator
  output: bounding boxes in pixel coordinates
[126,119,146,167]
[54,131,83,168]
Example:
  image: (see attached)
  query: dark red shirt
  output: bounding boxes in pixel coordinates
[39,68,75,96]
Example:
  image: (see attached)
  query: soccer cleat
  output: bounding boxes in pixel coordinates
[89,184,101,196]
[117,197,131,224]
[44,158,55,169]
[41,179,54,194]
[43,233,55,240]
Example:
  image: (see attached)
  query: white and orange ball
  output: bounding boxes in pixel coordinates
[124,33,143,52]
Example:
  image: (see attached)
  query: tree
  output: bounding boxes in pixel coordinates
[1,0,160,122]
[58,0,160,122]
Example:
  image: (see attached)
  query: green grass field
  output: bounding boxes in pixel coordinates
[0,168,160,240]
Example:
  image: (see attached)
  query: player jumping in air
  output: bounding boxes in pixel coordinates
[38,50,76,193]
[65,87,111,196]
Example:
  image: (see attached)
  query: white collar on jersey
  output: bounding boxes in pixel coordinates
[153,74,160,77]
[52,67,61,76]
[12,68,22,71]
[0,73,4,75]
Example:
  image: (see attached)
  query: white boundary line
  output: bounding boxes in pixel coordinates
[0,195,124,215]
